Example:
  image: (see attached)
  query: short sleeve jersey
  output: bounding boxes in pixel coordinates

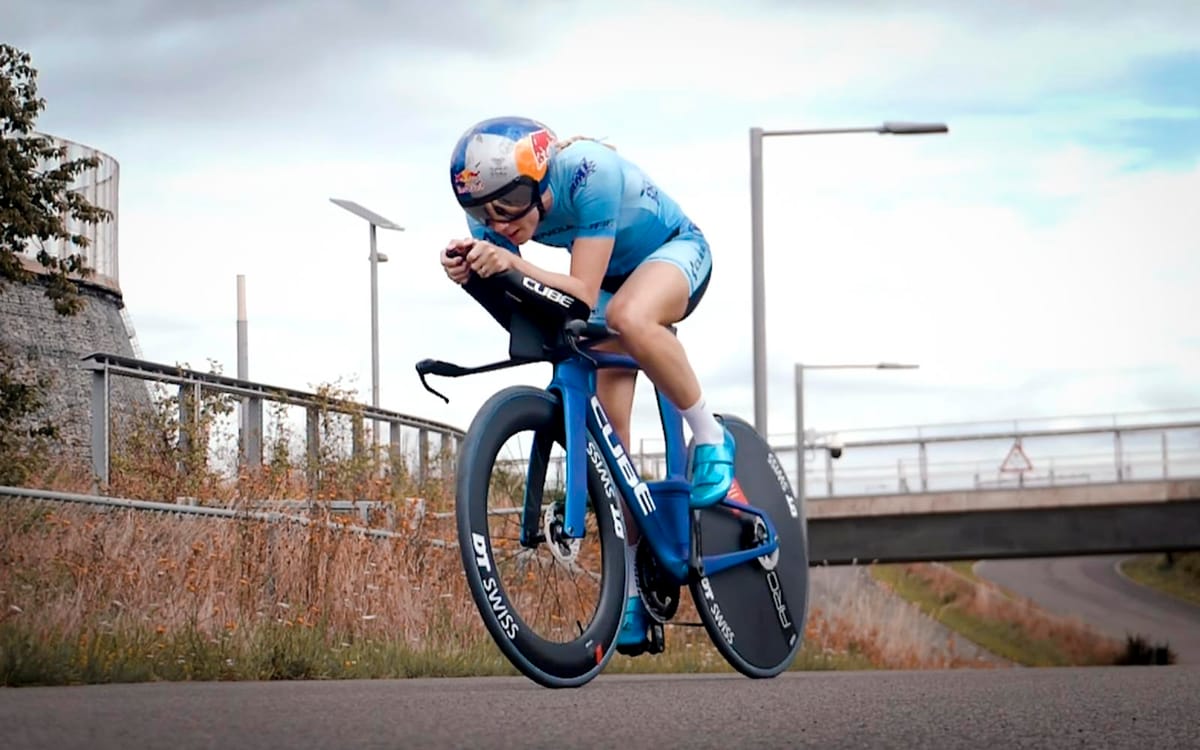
[466,140,698,276]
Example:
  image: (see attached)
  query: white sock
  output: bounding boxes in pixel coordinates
[681,396,724,445]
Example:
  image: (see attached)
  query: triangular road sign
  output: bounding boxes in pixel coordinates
[1000,439,1033,473]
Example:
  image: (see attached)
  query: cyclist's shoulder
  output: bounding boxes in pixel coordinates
[549,142,628,208]
[555,137,622,163]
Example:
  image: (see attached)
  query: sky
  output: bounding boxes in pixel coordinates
[7,0,1200,470]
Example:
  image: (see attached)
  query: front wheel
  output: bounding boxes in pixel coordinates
[456,385,628,688]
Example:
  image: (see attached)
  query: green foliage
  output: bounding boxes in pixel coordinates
[0,44,115,486]
[1,43,112,316]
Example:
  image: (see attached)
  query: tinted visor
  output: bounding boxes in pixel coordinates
[464,180,539,225]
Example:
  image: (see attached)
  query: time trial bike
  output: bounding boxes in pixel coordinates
[415,267,809,688]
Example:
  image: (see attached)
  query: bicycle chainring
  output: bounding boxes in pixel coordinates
[636,538,681,623]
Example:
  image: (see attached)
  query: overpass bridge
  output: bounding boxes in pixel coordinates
[635,408,1200,565]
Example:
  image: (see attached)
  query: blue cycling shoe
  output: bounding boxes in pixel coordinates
[615,595,650,656]
[689,425,736,509]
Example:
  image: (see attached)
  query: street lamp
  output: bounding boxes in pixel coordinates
[750,121,948,436]
[794,362,919,500]
[329,198,405,449]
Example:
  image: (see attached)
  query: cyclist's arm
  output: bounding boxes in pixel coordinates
[507,148,620,308]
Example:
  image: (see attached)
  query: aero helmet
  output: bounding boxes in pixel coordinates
[449,116,557,224]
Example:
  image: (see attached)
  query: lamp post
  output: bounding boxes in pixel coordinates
[329,198,404,450]
[750,121,948,436]
[794,362,919,500]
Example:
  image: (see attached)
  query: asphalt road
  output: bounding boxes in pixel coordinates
[975,555,1200,664]
[5,668,1196,749]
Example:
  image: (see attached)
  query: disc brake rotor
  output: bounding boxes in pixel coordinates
[542,501,580,565]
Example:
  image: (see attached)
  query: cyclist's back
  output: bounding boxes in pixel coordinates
[468,138,706,280]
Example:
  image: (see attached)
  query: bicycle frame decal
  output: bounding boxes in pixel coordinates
[590,394,656,517]
[585,439,626,541]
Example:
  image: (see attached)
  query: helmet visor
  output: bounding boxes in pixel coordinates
[463,180,539,225]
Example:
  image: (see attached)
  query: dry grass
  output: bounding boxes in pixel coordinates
[0,378,1114,685]
[1,499,982,685]
[806,565,1002,670]
[871,562,1125,667]
[0,500,502,685]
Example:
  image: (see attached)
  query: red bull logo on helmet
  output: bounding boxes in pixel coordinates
[529,129,552,169]
[514,128,555,181]
[454,167,483,195]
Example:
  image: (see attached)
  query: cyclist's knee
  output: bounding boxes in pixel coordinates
[606,296,677,341]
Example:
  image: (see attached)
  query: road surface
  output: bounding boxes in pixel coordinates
[976,554,1200,663]
[5,668,1196,749]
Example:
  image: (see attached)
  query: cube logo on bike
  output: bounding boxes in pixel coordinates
[590,395,656,517]
[417,267,809,688]
[521,276,577,309]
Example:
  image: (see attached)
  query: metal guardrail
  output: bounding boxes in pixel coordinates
[626,410,1200,498]
[82,352,465,491]
[0,485,430,542]
[801,419,1200,497]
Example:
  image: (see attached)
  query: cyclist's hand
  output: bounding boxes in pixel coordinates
[465,241,515,278]
[442,239,473,285]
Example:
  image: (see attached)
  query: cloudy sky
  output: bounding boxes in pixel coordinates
[8,0,1200,460]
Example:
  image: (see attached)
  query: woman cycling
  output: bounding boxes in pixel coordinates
[440,116,734,653]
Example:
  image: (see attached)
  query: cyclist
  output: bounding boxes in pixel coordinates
[440,116,734,654]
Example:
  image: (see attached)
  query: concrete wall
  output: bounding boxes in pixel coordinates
[0,272,147,469]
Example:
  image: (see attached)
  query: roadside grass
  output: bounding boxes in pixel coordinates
[945,560,984,584]
[1119,552,1200,607]
[2,387,994,686]
[0,500,974,686]
[870,563,1124,667]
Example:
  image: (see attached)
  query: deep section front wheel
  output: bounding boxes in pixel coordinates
[455,385,628,688]
[688,414,810,678]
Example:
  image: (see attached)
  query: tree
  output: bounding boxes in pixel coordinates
[1,44,113,484]
[1,42,112,316]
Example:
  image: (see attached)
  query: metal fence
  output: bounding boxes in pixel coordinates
[83,352,465,494]
[629,408,1200,498]
[0,484,415,541]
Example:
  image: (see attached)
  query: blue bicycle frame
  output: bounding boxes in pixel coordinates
[529,343,781,584]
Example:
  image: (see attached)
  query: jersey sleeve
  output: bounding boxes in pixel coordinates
[466,215,519,253]
[565,144,622,239]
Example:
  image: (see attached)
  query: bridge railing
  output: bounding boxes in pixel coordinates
[630,408,1200,498]
[803,419,1200,497]
[82,352,464,493]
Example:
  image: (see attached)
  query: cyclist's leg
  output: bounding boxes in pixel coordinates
[589,291,659,654]
[601,236,733,508]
